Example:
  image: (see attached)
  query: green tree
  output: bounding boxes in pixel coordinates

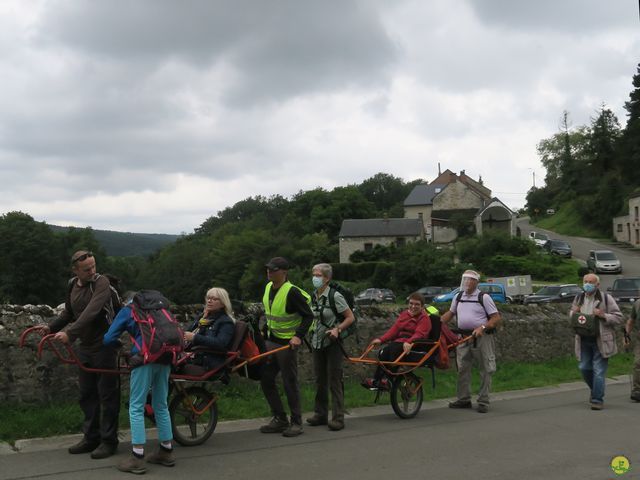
[0,212,64,305]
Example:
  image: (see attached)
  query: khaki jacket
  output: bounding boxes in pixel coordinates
[571,290,622,359]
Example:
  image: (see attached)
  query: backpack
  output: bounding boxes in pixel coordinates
[315,282,358,341]
[129,290,184,365]
[67,273,122,324]
[454,290,490,318]
[237,314,267,381]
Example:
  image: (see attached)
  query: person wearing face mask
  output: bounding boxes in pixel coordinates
[306,263,355,431]
[360,292,432,391]
[441,270,501,413]
[569,273,622,410]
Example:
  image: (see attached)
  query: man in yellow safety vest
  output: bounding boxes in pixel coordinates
[259,257,314,437]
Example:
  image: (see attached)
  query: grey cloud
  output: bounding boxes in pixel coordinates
[38,0,398,107]
[466,0,637,32]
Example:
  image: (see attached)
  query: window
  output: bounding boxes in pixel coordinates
[617,224,623,232]
[396,237,406,247]
[364,243,373,252]
[635,206,639,221]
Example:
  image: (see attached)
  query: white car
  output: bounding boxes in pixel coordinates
[529,231,549,248]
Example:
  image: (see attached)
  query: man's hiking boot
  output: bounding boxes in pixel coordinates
[477,404,489,413]
[260,416,289,433]
[90,442,118,459]
[147,447,175,467]
[282,422,303,437]
[328,419,344,431]
[68,439,99,455]
[590,402,603,411]
[630,393,640,402]
[306,415,328,426]
[449,399,472,409]
[118,455,146,475]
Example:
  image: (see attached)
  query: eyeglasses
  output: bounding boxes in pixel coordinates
[206,297,220,302]
[72,252,94,264]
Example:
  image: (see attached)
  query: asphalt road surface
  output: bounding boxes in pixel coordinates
[2,380,639,480]
[517,217,640,292]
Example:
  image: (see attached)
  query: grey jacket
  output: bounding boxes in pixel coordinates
[570,290,622,359]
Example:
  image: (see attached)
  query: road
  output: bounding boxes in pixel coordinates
[517,218,640,291]
[1,380,638,480]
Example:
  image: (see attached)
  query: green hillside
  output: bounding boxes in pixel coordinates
[48,225,179,257]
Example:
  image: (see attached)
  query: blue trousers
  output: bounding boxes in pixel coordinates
[579,338,609,404]
[129,363,172,445]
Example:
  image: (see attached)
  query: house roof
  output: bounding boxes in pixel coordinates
[403,183,447,206]
[477,197,514,216]
[431,169,492,200]
[339,218,423,238]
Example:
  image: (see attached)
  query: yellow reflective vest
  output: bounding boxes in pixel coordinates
[263,281,311,340]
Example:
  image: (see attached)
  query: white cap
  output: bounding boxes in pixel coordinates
[462,270,480,281]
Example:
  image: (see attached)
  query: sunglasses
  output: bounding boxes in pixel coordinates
[72,252,94,264]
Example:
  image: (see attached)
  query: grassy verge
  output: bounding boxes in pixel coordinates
[533,201,605,239]
[1,353,633,444]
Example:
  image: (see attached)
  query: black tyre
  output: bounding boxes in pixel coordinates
[390,373,423,419]
[169,386,218,446]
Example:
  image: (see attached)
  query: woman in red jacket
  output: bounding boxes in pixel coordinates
[361,292,432,390]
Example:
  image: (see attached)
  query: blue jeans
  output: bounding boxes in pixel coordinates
[579,338,609,404]
[129,363,172,445]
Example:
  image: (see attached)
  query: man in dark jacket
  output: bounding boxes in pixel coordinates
[36,250,120,459]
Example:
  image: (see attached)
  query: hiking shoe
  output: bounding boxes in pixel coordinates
[630,393,640,402]
[306,414,328,426]
[449,399,472,409]
[282,422,303,437]
[117,455,146,475]
[328,419,344,431]
[146,447,175,467]
[477,404,489,413]
[260,416,289,433]
[378,378,390,391]
[590,402,603,411]
[90,442,118,459]
[68,439,99,455]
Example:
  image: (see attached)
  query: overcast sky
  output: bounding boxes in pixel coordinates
[1,1,638,234]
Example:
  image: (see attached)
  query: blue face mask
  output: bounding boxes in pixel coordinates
[312,276,324,289]
[583,283,597,294]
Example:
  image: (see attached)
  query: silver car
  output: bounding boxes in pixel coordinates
[587,250,622,274]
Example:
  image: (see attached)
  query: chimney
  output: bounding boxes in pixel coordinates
[438,162,441,175]
[460,169,465,176]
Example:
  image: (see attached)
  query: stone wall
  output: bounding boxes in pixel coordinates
[1,303,632,405]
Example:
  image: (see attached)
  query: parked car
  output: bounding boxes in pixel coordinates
[529,231,550,248]
[433,283,508,304]
[523,284,583,305]
[608,277,640,304]
[355,288,385,305]
[586,250,622,274]
[407,286,452,303]
[543,239,572,258]
[380,288,396,303]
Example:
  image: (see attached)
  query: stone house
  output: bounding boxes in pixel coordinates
[338,218,424,263]
[613,192,640,247]
[403,169,516,243]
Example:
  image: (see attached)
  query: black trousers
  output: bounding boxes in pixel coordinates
[260,340,301,424]
[374,342,423,381]
[76,346,121,445]
[312,341,345,421]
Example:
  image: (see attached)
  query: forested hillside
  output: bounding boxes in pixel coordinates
[48,225,179,257]
[526,63,640,234]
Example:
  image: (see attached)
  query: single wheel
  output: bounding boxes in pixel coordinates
[390,373,423,419]
[169,386,218,446]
